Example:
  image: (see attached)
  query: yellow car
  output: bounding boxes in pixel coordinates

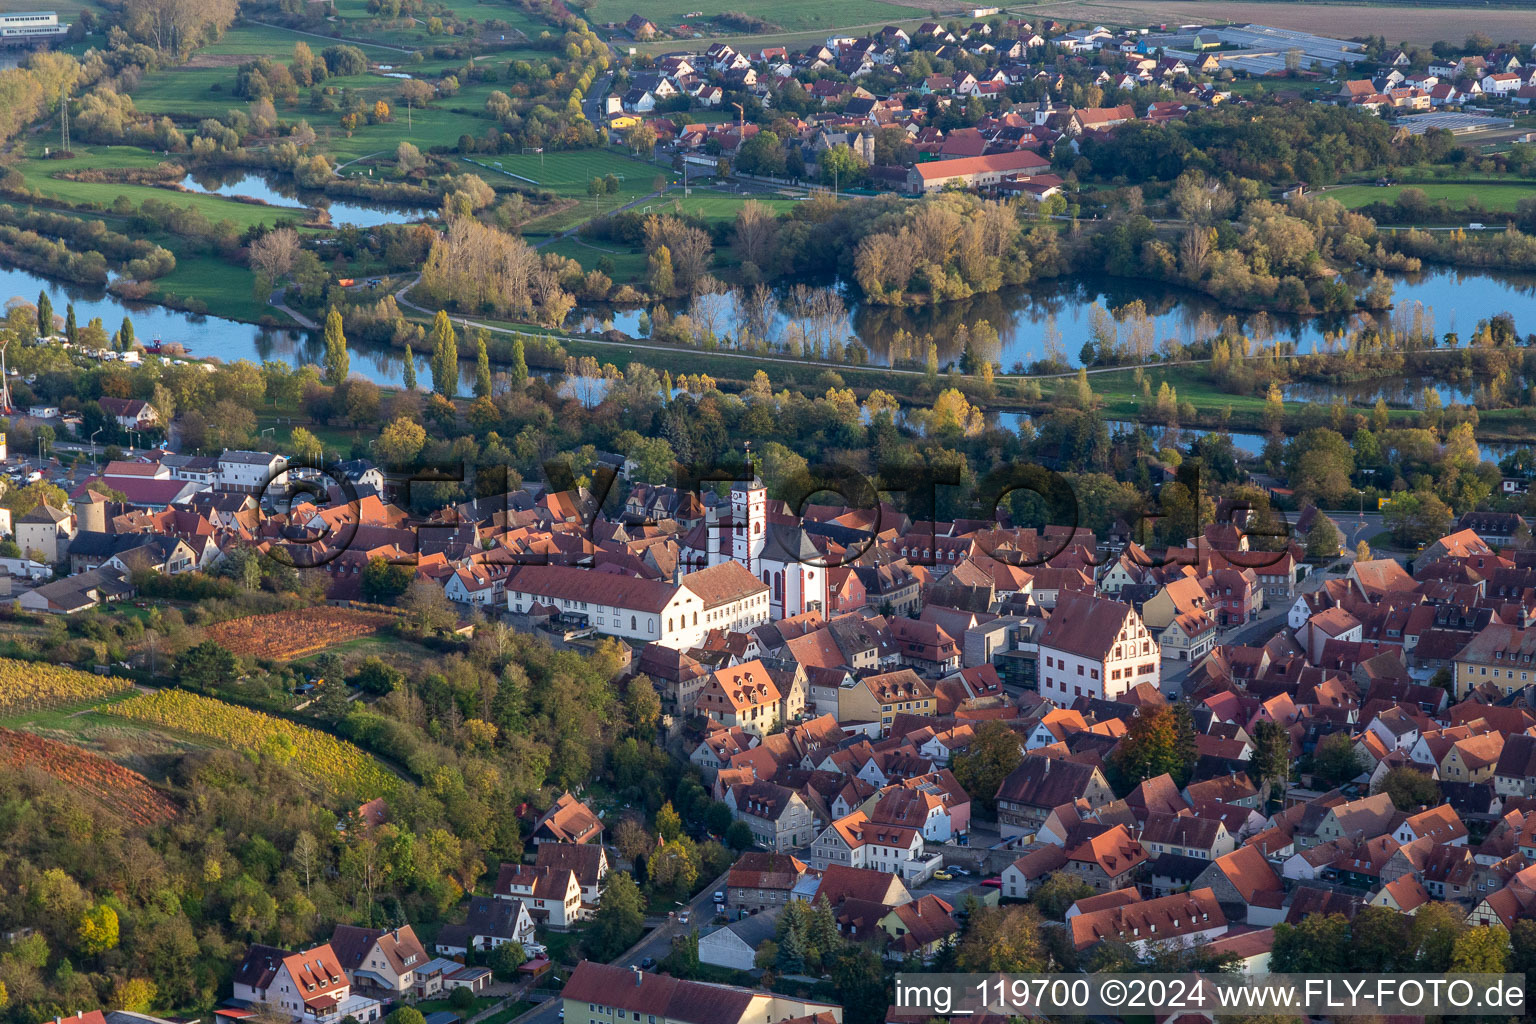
[932,870,953,881]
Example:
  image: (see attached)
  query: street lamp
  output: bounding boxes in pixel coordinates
[90,428,101,464]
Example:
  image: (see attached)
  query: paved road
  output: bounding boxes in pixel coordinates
[509,870,731,1024]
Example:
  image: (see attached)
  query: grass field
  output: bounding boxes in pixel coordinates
[13,145,310,233]
[1323,182,1536,215]
[592,0,920,34]
[1015,0,1536,46]
[195,22,406,57]
[152,261,274,323]
[467,149,674,195]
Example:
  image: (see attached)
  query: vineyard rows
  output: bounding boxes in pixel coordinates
[0,659,133,717]
[201,608,399,660]
[0,728,177,827]
[108,690,399,799]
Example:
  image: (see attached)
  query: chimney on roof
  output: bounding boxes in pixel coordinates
[633,965,644,985]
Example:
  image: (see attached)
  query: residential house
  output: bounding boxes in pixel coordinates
[532,792,604,845]
[1065,825,1148,892]
[726,780,818,852]
[433,896,535,955]
[329,925,433,1002]
[492,863,584,930]
[995,756,1114,839]
[232,943,381,1023]
[726,851,809,912]
[837,669,935,735]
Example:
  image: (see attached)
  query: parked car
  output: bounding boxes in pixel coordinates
[932,870,953,881]
[713,890,725,903]
[640,956,656,970]
[679,910,690,924]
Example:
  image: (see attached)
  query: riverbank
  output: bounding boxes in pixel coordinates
[7,258,1535,453]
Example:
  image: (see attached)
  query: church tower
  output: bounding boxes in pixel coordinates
[731,442,766,575]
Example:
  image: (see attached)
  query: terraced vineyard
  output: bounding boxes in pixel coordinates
[0,728,178,827]
[0,659,134,717]
[108,690,400,799]
[201,608,399,660]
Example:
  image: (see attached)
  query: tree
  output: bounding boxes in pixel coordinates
[396,141,426,174]
[510,335,528,388]
[362,556,414,603]
[647,245,676,297]
[1379,765,1440,811]
[1309,731,1365,787]
[1110,705,1185,789]
[291,831,319,897]
[1305,516,1342,559]
[1271,913,1350,972]
[377,416,427,467]
[725,820,754,851]
[489,941,527,979]
[1249,719,1292,807]
[1450,924,1508,973]
[119,316,136,352]
[36,290,53,335]
[176,640,239,688]
[587,871,645,960]
[110,977,157,1012]
[289,426,324,465]
[1031,872,1096,919]
[322,306,349,384]
[402,344,417,390]
[956,905,1046,972]
[248,227,300,286]
[625,676,661,732]
[952,719,1022,814]
[385,1009,426,1024]
[649,838,699,894]
[473,331,493,399]
[656,801,683,841]
[613,817,653,863]
[430,310,459,398]
[819,142,867,188]
[1356,540,1371,561]
[1383,490,1453,547]
[401,579,456,635]
[5,480,69,519]
[75,902,119,954]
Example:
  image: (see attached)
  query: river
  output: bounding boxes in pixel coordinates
[179,171,432,230]
[589,265,1536,371]
[4,260,1536,428]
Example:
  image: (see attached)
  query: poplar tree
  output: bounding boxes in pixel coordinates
[402,344,417,390]
[322,307,349,384]
[474,330,492,398]
[430,310,458,399]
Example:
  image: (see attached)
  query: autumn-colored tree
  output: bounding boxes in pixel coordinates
[376,416,427,466]
[956,905,1047,972]
[1110,705,1184,790]
[75,902,120,955]
[655,800,683,841]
